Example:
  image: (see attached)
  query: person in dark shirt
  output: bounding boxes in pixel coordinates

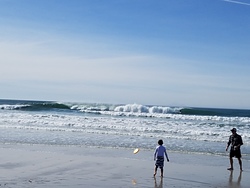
[226,128,243,171]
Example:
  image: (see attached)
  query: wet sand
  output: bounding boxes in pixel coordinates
[0,144,249,187]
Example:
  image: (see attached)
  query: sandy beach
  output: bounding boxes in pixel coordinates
[0,144,249,188]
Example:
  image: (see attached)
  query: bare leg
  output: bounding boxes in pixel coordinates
[154,166,158,176]
[238,158,243,171]
[230,157,233,169]
[228,157,234,170]
[160,168,163,177]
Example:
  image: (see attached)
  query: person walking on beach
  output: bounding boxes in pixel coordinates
[154,139,169,177]
[226,128,243,171]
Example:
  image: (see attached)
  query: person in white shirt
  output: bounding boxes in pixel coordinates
[154,139,169,177]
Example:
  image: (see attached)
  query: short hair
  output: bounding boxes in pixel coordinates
[158,139,163,145]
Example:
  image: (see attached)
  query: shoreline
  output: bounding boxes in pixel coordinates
[0,144,249,187]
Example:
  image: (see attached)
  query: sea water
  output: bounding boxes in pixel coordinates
[0,99,249,160]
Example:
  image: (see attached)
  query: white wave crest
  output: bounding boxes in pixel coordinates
[114,104,181,114]
[0,104,30,110]
[114,104,148,113]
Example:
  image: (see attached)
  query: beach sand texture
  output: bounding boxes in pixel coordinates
[0,144,249,188]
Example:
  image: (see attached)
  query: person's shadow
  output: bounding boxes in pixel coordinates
[228,170,242,187]
[154,177,163,188]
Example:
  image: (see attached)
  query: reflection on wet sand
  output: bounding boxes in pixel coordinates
[228,170,242,188]
[154,177,163,188]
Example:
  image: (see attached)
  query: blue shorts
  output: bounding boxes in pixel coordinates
[155,156,164,169]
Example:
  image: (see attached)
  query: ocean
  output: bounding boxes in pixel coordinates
[0,99,249,160]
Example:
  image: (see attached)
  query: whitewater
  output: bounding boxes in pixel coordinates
[0,99,249,160]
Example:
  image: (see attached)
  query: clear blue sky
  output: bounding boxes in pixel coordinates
[1,0,250,109]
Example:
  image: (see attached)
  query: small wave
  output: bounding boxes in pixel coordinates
[180,107,250,117]
[0,101,70,111]
[0,104,30,110]
[23,102,71,111]
[70,104,110,112]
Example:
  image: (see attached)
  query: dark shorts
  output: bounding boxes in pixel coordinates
[230,148,241,158]
[155,156,164,169]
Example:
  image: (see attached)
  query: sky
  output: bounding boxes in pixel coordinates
[0,0,250,109]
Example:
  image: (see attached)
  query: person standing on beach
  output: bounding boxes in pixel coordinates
[154,139,169,177]
[226,128,243,171]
